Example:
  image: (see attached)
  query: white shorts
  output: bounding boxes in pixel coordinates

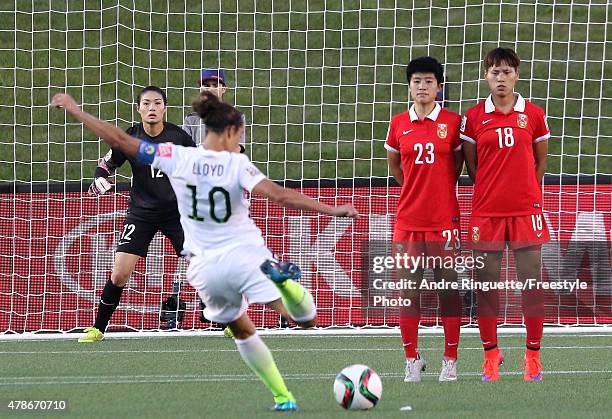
[186,245,281,324]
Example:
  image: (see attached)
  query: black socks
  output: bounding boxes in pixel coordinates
[94,279,125,333]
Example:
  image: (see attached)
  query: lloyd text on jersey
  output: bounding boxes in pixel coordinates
[192,162,225,176]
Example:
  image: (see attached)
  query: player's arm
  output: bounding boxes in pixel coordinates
[50,93,141,158]
[533,111,550,184]
[180,128,197,148]
[181,114,197,144]
[384,119,403,185]
[459,114,477,182]
[533,140,548,184]
[239,113,247,153]
[252,179,357,218]
[462,141,477,182]
[453,148,464,180]
[386,151,403,186]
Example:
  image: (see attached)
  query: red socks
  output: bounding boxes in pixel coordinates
[477,289,499,349]
[442,316,460,359]
[399,316,461,359]
[522,288,544,350]
[475,286,544,356]
[399,316,420,358]
[478,316,498,350]
[439,291,461,359]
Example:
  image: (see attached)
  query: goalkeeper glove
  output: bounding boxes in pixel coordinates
[88,177,112,196]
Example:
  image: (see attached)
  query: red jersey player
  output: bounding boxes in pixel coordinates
[385,57,463,382]
[461,48,550,382]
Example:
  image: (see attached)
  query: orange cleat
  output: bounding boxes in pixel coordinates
[481,349,504,382]
[524,352,543,381]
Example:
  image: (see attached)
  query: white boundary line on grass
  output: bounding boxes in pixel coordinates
[2,345,612,355]
[1,326,611,341]
[0,370,610,386]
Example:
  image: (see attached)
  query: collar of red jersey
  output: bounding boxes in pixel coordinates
[484,93,526,113]
[408,102,441,122]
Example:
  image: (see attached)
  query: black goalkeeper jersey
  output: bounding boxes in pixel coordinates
[96,122,196,217]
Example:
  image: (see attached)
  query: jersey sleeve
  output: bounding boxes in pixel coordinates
[149,142,181,176]
[181,115,193,138]
[384,118,399,153]
[179,128,197,147]
[459,113,476,144]
[182,113,200,145]
[533,109,551,143]
[94,126,133,177]
[237,155,266,192]
[94,147,126,177]
[452,115,462,151]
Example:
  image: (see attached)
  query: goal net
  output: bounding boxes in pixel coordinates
[1,1,610,334]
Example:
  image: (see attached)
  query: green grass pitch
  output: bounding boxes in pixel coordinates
[0,0,610,184]
[1,333,611,418]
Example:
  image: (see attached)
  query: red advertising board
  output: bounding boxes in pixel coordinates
[1,184,610,332]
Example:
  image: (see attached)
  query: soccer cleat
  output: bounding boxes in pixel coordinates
[404,355,427,382]
[260,260,301,284]
[481,349,504,382]
[271,400,298,411]
[523,353,543,381]
[78,326,104,343]
[223,326,234,338]
[439,359,458,382]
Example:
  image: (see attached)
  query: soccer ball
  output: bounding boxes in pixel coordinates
[333,364,382,410]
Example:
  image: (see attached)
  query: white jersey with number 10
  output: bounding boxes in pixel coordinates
[151,143,266,257]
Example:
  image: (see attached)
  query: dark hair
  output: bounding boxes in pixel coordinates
[483,48,520,70]
[406,56,444,84]
[192,91,243,134]
[136,86,167,105]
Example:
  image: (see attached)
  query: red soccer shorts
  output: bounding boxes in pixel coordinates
[393,225,461,259]
[469,214,550,251]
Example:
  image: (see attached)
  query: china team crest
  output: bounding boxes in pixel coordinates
[471,226,480,243]
[517,113,528,128]
[437,123,448,138]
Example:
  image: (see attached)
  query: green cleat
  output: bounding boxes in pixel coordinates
[223,326,234,338]
[78,327,104,343]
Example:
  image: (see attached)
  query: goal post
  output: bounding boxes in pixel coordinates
[0,1,610,334]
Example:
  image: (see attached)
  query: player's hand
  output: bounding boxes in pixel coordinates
[332,204,358,218]
[88,177,112,196]
[49,93,79,113]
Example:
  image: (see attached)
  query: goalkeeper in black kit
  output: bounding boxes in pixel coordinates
[79,86,195,342]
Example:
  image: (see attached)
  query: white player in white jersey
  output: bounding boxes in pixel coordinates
[50,91,358,412]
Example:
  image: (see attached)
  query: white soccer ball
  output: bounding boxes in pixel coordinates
[333,364,382,410]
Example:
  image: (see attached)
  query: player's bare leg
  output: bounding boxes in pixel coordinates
[228,313,297,411]
[79,252,139,342]
[474,250,504,381]
[110,252,140,286]
[514,246,544,381]
[434,267,461,381]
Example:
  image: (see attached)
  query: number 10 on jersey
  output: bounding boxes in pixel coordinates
[187,185,232,223]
